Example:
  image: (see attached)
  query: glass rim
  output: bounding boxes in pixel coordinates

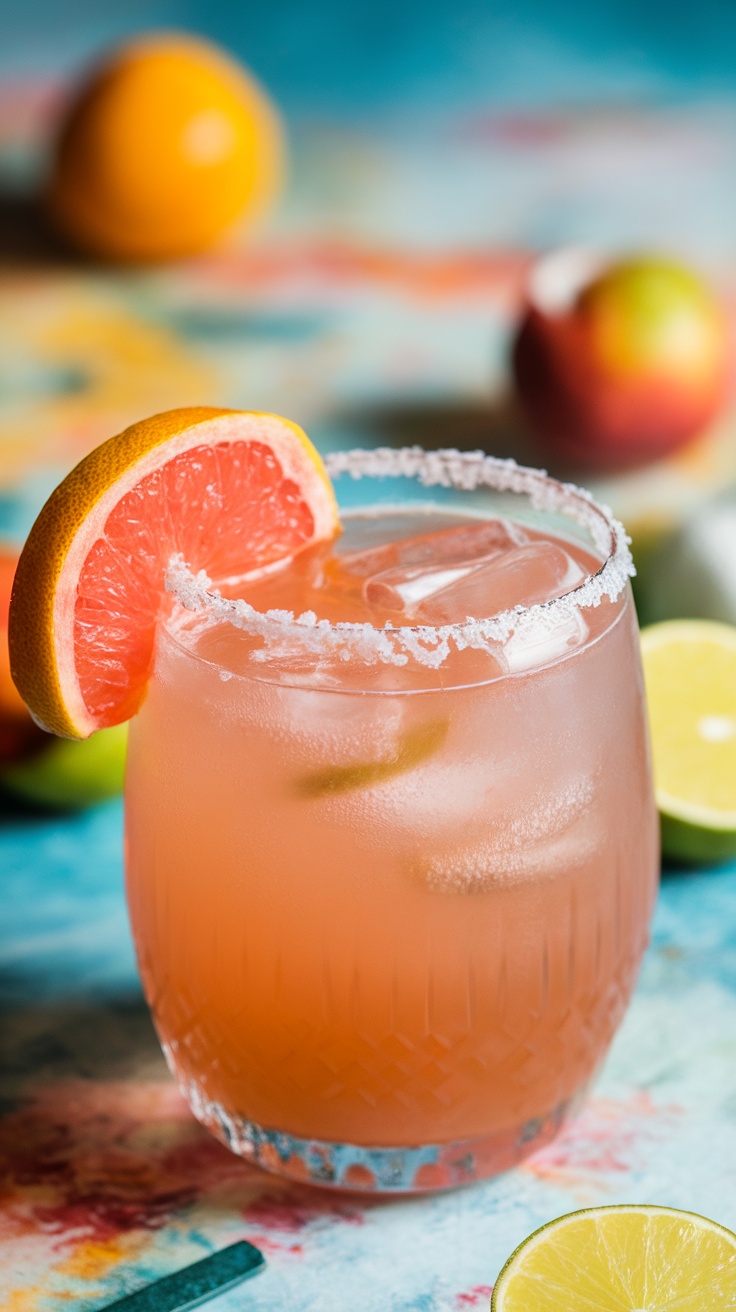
[165,446,634,671]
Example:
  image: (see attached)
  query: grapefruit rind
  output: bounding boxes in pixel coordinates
[9,407,338,739]
[491,1204,736,1311]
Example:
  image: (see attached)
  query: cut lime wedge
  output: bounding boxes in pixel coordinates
[641,619,736,861]
[492,1204,736,1312]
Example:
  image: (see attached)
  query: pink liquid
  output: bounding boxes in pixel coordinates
[125,509,658,1188]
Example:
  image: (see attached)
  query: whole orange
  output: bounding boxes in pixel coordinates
[47,33,285,261]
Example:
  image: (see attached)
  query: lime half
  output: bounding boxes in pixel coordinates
[491,1204,736,1311]
[641,620,736,862]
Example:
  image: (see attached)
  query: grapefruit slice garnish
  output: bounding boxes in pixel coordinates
[9,407,339,739]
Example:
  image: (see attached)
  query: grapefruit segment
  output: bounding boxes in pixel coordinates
[9,407,338,739]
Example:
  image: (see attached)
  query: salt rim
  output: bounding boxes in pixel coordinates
[164,447,634,670]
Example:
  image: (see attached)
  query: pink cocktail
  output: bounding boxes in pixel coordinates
[125,447,658,1191]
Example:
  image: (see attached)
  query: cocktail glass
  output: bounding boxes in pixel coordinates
[125,447,659,1192]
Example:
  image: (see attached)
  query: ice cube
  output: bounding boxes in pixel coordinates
[364,560,481,613]
[503,607,589,673]
[354,520,531,618]
[411,541,587,625]
[337,518,528,584]
[423,817,599,892]
[422,777,598,892]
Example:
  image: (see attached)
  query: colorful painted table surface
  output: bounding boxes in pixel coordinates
[2,82,736,1309]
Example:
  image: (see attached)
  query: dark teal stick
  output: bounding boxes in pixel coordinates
[101,1241,266,1312]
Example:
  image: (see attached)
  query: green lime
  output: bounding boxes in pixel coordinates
[641,620,736,861]
[1,721,128,809]
[634,491,736,629]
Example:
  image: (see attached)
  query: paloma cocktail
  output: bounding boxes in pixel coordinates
[125,446,658,1191]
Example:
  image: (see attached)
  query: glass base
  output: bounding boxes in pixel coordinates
[183,1080,572,1192]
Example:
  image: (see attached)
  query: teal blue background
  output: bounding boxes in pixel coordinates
[2,1,736,113]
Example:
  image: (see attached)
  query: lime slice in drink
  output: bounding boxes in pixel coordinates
[640,620,736,862]
[295,717,448,797]
[491,1204,736,1311]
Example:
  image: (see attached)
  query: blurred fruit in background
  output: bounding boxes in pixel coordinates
[0,548,44,762]
[47,32,285,262]
[512,249,730,470]
[1,546,127,808]
[634,488,736,628]
[1,722,128,810]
